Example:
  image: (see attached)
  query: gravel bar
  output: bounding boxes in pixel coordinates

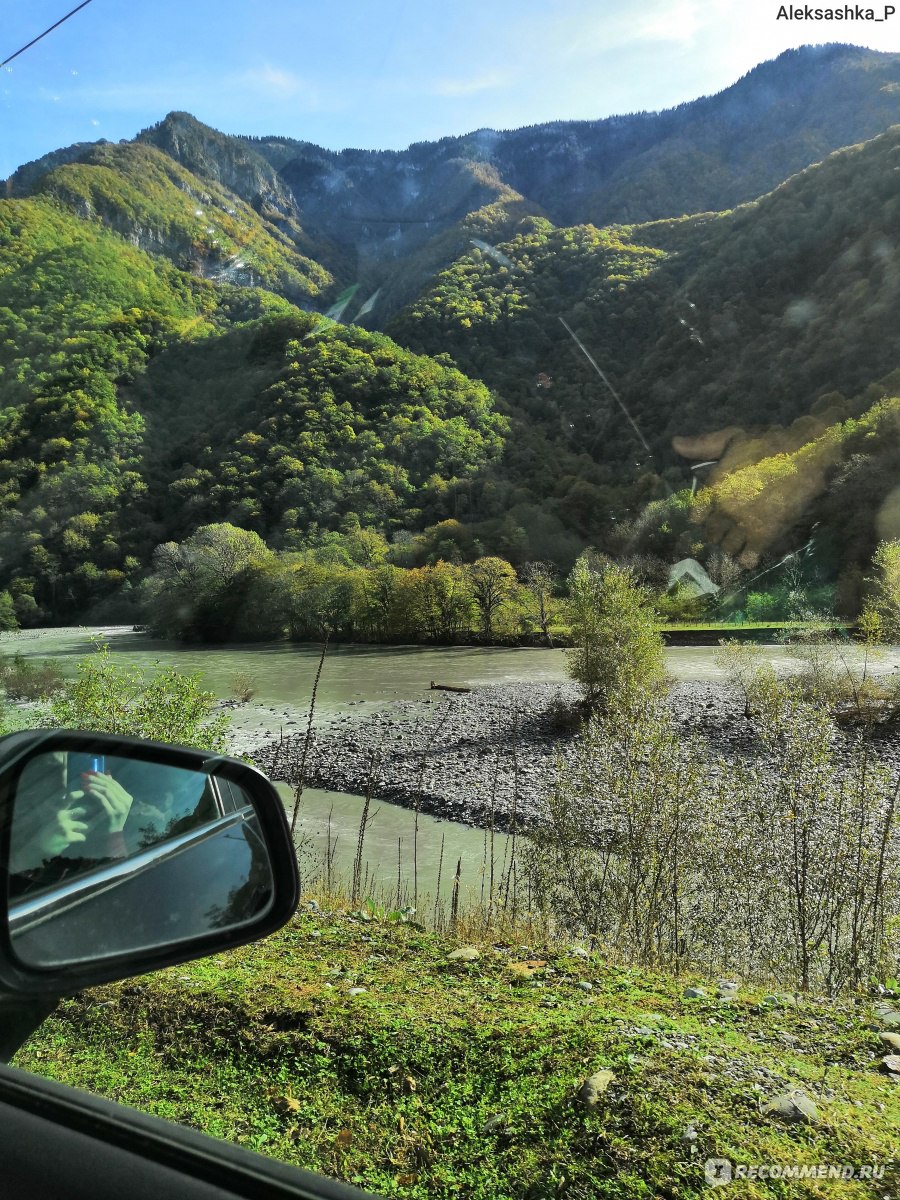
[250,682,900,832]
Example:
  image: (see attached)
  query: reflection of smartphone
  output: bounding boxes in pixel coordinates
[68,753,106,780]
[67,755,106,811]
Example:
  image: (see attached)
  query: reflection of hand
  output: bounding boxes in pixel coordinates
[76,773,134,833]
[41,806,89,856]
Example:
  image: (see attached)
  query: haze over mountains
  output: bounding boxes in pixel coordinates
[1,43,900,622]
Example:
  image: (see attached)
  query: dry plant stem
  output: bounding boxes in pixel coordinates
[410,699,454,908]
[289,636,329,837]
[502,706,521,908]
[433,833,445,930]
[351,749,379,906]
[450,857,462,931]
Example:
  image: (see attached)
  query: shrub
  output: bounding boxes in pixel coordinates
[0,652,66,701]
[565,557,666,710]
[524,683,900,992]
[47,642,230,752]
[864,538,900,642]
[744,590,780,622]
[229,670,258,704]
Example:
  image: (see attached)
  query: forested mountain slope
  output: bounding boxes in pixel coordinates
[236,43,900,284]
[0,198,503,623]
[392,122,900,456]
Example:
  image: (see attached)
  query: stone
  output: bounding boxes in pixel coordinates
[882,1055,900,1076]
[481,1114,506,1134]
[762,1091,819,1125]
[683,987,706,999]
[878,1032,900,1053]
[576,1070,615,1106]
[576,981,593,993]
[447,946,481,963]
[569,946,590,959]
[680,1123,698,1146]
[347,987,368,997]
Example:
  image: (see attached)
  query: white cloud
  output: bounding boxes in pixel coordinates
[632,0,708,46]
[237,63,317,102]
[431,70,510,98]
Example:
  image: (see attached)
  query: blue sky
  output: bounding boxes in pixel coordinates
[3,0,900,179]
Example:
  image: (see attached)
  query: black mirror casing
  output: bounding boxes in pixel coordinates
[0,730,300,998]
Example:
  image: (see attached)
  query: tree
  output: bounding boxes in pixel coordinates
[0,591,19,633]
[521,561,558,645]
[565,556,665,709]
[143,523,274,640]
[864,538,900,641]
[468,556,517,639]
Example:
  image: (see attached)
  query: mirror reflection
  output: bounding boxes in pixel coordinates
[8,750,275,967]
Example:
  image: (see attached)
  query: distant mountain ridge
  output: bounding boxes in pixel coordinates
[156,45,900,273]
[7,44,900,314]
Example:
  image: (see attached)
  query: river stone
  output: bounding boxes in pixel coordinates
[762,994,798,1008]
[576,1070,615,1106]
[683,987,706,999]
[882,1055,900,1076]
[447,946,481,962]
[762,1091,819,1125]
[878,1032,900,1052]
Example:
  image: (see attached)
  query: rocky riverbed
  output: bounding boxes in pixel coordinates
[249,681,900,831]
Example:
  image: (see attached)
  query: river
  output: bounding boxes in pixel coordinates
[6,626,899,910]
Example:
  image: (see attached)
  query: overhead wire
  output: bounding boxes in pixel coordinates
[1,0,95,71]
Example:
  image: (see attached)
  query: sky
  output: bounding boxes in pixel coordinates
[3,0,900,179]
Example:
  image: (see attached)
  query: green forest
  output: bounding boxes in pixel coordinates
[2,55,900,632]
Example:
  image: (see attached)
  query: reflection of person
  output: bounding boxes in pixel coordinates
[10,755,135,875]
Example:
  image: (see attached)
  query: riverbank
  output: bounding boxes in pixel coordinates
[17,907,900,1199]
[251,681,900,831]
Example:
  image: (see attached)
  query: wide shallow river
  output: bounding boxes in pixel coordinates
[6,626,899,909]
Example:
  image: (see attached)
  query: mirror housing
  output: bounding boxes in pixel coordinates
[0,730,299,997]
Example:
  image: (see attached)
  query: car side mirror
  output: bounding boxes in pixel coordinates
[0,730,299,997]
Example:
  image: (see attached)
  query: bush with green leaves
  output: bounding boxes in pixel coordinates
[0,652,66,702]
[525,679,900,993]
[719,632,900,725]
[565,556,665,709]
[864,538,900,643]
[47,643,230,753]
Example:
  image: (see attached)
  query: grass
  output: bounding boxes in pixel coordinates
[657,621,827,632]
[15,904,900,1199]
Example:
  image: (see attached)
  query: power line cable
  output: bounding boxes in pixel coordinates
[1,0,95,71]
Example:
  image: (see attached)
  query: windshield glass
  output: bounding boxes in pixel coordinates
[4,3,900,1197]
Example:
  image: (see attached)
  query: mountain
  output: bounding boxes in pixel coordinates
[389,119,900,584]
[3,43,900,622]
[394,121,900,449]
[9,44,900,319]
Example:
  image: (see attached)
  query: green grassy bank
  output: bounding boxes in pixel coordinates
[16,906,899,1199]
